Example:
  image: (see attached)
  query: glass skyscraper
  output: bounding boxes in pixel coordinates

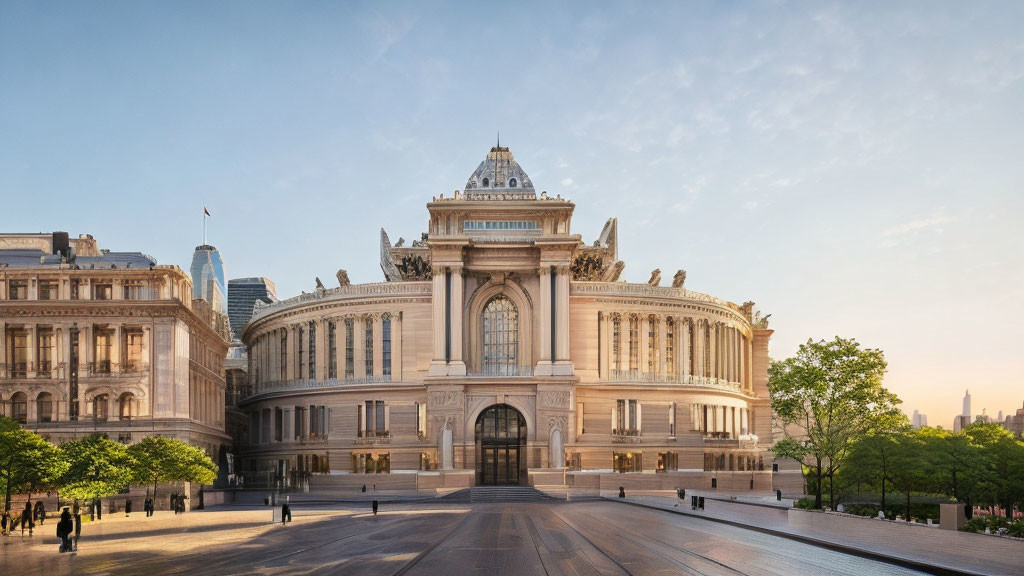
[190,244,227,317]
[227,277,277,338]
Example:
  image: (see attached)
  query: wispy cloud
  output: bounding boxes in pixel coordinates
[881,210,954,246]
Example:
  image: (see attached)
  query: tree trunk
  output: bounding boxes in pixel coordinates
[828,473,835,509]
[813,460,823,509]
[880,477,886,513]
[905,490,911,522]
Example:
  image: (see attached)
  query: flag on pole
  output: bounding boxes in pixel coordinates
[204,206,211,217]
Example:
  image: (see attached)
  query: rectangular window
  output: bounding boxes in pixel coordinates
[613,452,642,473]
[612,317,621,372]
[261,409,271,445]
[363,400,387,436]
[345,319,354,378]
[123,329,143,372]
[364,318,374,377]
[666,319,675,375]
[657,452,678,472]
[628,317,639,371]
[94,330,112,373]
[352,452,390,474]
[8,280,27,300]
[274,408,283,442]
[93,284,112,300]
[39,280,59,301]
[280,332,287,380]
[37,328,53,374]
[648,317,657,372]
[297,327,305,380]
[382,316,392,377]
[328,321,337,379]
[308,322,316,380]
[294,406,305,439]
[615,399,639,434]
[123,282,147,300]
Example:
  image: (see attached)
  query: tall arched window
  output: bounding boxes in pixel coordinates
[364,317,374,377]
[11,392,27,424]
[482,295,518,375]
[119,392,137,420]
[37,392,53,423]
[666,317,675,376]
[94,394,109,422]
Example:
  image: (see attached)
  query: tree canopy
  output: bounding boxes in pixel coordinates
[0,416,67,510]
[59,434,136,502]
[128,436,218,497]
[769,336,903,508]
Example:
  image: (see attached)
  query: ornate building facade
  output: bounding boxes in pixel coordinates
[239,147,776,492]
[0,233,231,458]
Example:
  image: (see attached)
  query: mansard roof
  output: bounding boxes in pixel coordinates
[464,146,535,200]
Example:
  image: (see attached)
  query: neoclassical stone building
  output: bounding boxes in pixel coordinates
[240,146,775,492]
[0,233,231,459]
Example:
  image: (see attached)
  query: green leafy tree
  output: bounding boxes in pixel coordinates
[840,431,901,510]
[964,423,1024,516]
[916,426,984,507]
[128,436,218,498]
[0,416,67,511]
[59,435,135,504]
[769,337,903,508]
[887,429,931,521]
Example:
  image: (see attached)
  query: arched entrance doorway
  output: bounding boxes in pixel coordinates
[475,404,526,486]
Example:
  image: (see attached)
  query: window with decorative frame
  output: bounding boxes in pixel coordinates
[481,295,518,375]
[628,316,639,371]
[647,315,658,372]
[612,315,621,371]
[37,328,53,373]
[308,321,316,380]
[345,318,354,378]
[328,321,337,379]
[382,314,392,377]
[666,317,675,375]
[39,280,58,301]
[279,331,287,380]
[364,317,374,376]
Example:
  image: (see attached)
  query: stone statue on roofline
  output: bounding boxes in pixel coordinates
[336,269,351,287]
[315,277,325,291]
[672,270,686,288]
[648,269,661,286]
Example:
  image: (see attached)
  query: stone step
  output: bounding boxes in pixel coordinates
[469,486,555,503]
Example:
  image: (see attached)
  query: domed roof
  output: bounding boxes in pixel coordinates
[464,146,535,199]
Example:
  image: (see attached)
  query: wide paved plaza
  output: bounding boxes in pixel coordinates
[0,500,933,576]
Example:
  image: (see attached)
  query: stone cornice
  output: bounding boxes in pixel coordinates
[571,282,750,326]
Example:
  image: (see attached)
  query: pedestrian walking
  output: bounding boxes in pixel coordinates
[372,500,379,516]
[56,508,73,553]
[125,498,132,518]
[1,509,10,535]
[73,507,81,552]
[21,502,34,535]
[281,501,291,525]
[144,497,153,517]
[171,492,178,515]
[34,501,46,525]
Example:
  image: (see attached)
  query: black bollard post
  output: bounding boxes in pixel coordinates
[372,500,379,516]
[618,487,625,498]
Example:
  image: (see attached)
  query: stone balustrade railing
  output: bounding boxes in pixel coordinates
[605,369,745,393]
[248,281,431,324]
[247,375,393,399]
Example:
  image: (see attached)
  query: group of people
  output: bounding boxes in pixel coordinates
[0,501,47,535]
[169,492,189,514]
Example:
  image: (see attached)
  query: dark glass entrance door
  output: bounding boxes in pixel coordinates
[475,404,526,486]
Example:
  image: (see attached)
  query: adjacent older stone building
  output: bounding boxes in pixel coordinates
[0,232,231,458]
[239,146,777,493]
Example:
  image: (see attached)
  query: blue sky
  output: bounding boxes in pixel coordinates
[2,1,1022,427]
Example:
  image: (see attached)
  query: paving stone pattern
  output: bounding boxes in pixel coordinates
[0,502,928,575]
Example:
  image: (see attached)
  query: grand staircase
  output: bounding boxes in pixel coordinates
[468,486,555,503]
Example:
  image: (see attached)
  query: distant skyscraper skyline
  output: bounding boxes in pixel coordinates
[227,277,277,338]
[190,244,227,316]
[962,389,971,418]
[911,410,928,429]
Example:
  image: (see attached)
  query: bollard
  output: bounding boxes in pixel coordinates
[618,487,625,498]
[776,489,782,501]
[372,500,379,516]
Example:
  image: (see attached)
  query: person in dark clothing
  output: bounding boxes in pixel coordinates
[34,501,45,525]
[73,508,82,551]
[21,502,34,535]
[372,500,379,516]
[281,501,291,525]
[125,498,132,517]
[144,497,153,517]
[57,508,73,552]
[171,493,178,515]
[1,509,10,535]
